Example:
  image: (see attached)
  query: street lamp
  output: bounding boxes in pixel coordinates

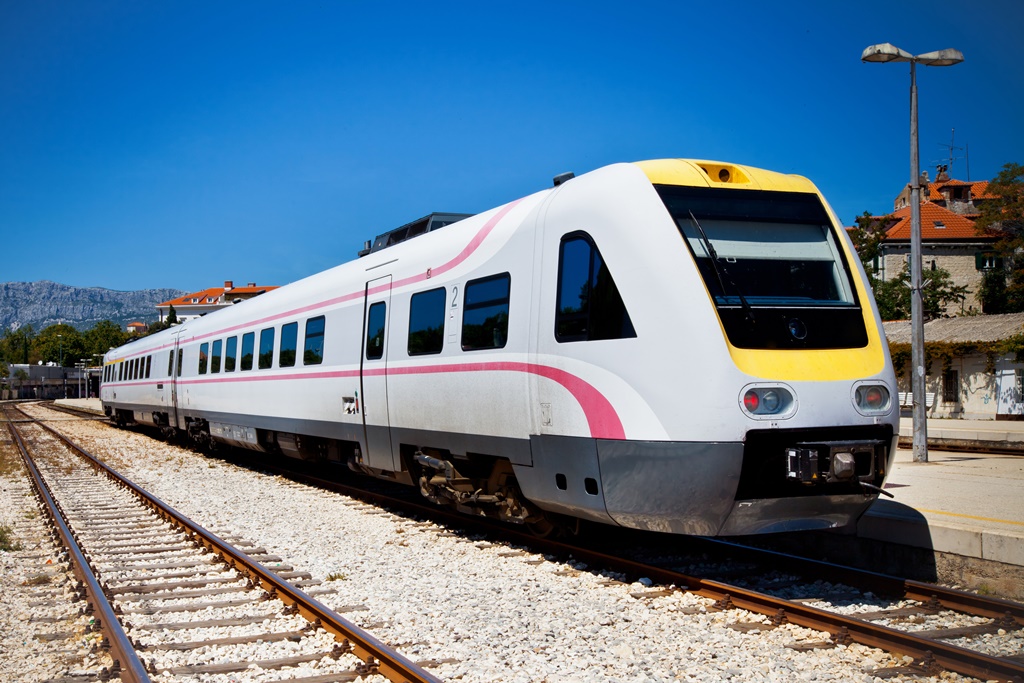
[862,42,964,464]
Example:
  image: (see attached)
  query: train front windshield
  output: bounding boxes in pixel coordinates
[655,185,867,349]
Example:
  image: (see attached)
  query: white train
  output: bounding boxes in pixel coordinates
[101,159,898,536]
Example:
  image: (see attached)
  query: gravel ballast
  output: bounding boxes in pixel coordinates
[4,405,1011,682]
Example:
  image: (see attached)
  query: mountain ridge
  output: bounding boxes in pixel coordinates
[0,280,186,332]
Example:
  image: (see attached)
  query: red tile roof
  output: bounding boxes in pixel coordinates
[883,202,988,240]
[927,179,995,201]
[157,285,278,308]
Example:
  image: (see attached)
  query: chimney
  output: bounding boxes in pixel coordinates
[247,282,256,287]
[224,280,233,290]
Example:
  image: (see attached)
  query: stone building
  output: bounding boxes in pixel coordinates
[873,168,998,316]
[883,313,1024,420]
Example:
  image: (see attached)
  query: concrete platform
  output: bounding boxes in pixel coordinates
[860,445,1024,568]
[898,415,1024,452]
[52,397,104,414]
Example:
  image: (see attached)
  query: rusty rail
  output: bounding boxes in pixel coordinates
[240,452,1024,683]
[7,418,152,683]
[18,407,443,683]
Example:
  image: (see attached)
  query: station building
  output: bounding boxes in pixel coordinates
[883,313,1024,420]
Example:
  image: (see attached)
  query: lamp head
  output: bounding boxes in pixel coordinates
[862,43,913,63]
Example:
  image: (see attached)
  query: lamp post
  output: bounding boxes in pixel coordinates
[862,43,964,464]
[57,333,65,399]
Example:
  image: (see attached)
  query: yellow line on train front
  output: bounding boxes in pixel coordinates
[916,507,1024,527]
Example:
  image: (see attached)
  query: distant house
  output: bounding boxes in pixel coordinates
[157,280,279,323]
[883,313,1024,420]
[872,167,1000,316]
[126,321,148,334]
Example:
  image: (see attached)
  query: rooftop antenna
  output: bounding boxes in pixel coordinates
[935,128,964,177]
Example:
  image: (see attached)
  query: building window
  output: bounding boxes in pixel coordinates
[211,339,222,373]
[303,316,325,365]
[943,369,959,404]
[408,288,446,355]
[555,233,636,342]
[462,273,510,351]
[241,332,255,371]
[224,336,237,372]
[976,252,1003,271]
[366,302,386,360]
[258,328,275,369]
[198,343,209,375]
[279,322,297,367]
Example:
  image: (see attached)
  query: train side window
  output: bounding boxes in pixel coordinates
[280,322,297,367]
[224,336,237,372]
[146,355,152,379]
[258,328,275,369]
[132,359,138,380]
[366,302,386,360]
[211,339,222,373]
[198,343,209,375]
[408,287,446,356]
[556,233,636,342]
[303,316,325,365]
[177,349,183,376]
[241,332,255,371]
[462,273,510,351]
[168,350,174,376]
[119,362,123,381]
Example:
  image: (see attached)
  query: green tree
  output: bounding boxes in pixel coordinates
[871,263,970,321]
[848,211,885,279]
[974,163,1024,312]
[0,325,35,365]
[166,305,179,326]
[33,324,86,367]
[84,320,128,359]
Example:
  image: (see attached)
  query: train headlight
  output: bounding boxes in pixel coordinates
[740,385,796,419]
[853,383,892,415]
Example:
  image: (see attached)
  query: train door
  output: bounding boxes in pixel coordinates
[169,331,183,430]
[360,275,395,471]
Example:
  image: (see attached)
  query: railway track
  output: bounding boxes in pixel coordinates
[204,443,1024,682]
[3,404,442,683]
[19,401,1024,681]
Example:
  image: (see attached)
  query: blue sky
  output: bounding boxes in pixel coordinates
[2,1,1022,292]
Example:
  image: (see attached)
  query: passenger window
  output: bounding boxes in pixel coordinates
[462,273,510,350]
[177,349,183,376]
[366,302,386,360]
[146,355,152,379]
[224,336,237,372]
[168,350,174,376]
[241,332,255,371]
[211,340,222,373]
[303,316,325,365]
[198,343,209,374]
[258,328,275,369]
[408,288,446,355]
[280,322,297,367]
[556,233,636,342]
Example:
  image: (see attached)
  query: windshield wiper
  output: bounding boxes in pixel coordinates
[688,210,756,325]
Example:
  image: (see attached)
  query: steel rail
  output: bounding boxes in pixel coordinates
[22,411,442,683]
[6,419,152,683]
[692,537,1024,623]
[240,457,1024,683]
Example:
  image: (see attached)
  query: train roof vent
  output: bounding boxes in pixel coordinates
[358,212,474,257]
